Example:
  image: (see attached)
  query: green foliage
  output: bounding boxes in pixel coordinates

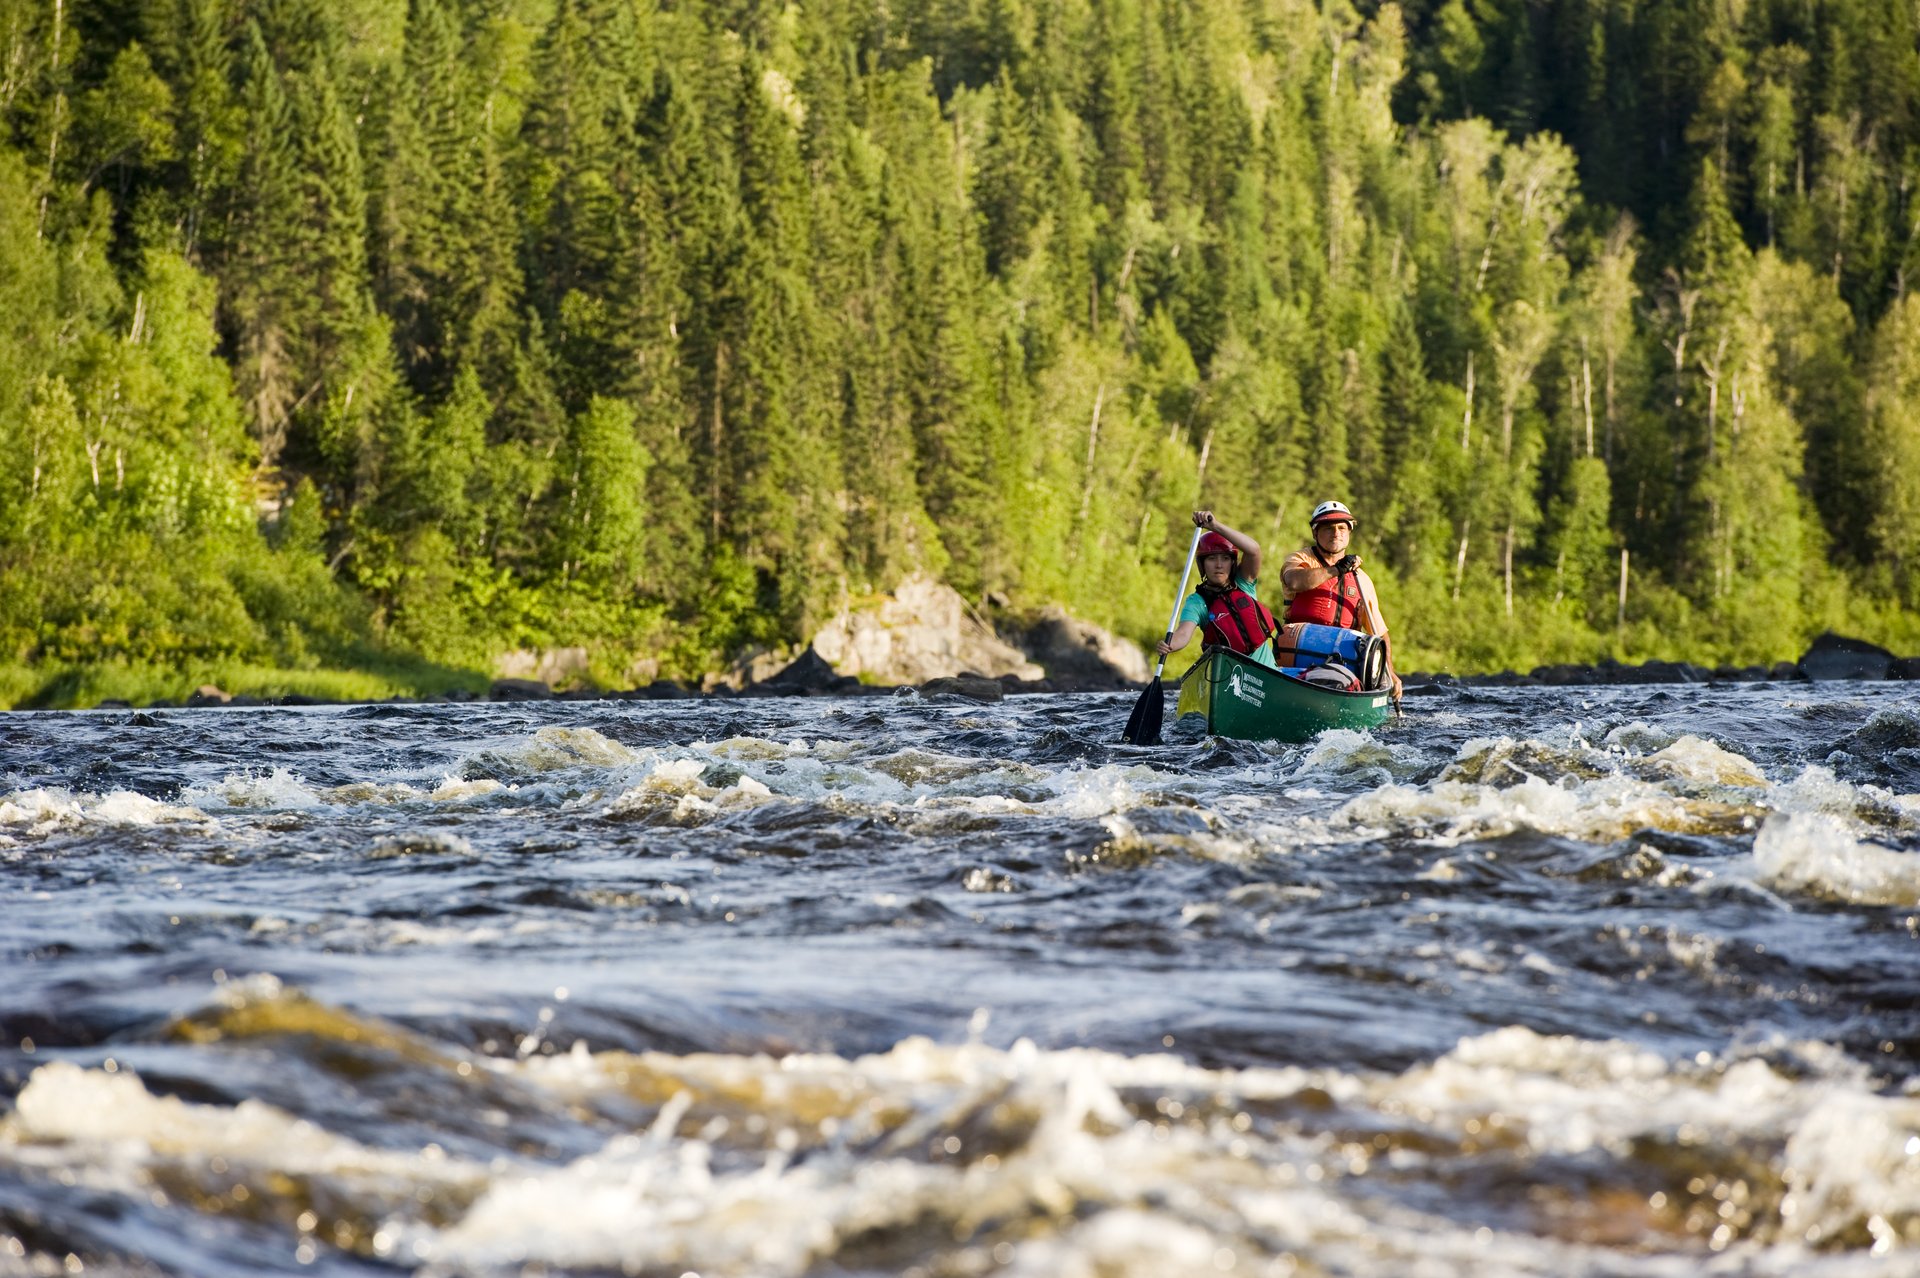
[5,0,1920,709]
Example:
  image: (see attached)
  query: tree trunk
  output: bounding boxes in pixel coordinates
[1503,523,1514,617]
[1604,349,1617,464]
[39,0,65,238]
[1076,384,1105,528]
[708,341,728,543]
[1453,520,1470,600]
[1581,347,1594,458]
[1617,548,1629,630]
[1461,351,1474,451]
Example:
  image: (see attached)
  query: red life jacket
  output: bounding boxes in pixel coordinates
[1199,584,1277,655]
[1285,553,1366,628]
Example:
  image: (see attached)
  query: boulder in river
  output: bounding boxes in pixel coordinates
[187,684,230,707]
[1645,659,1709,683]
[638,679,694,700]
[751,645,859,697]
[1892,656,1920,681]
[1711,665,1771,682]
[918,673,1005,702]
[1798,632,1895,681]
[1529,663,1596,686]
[489,678,553,701]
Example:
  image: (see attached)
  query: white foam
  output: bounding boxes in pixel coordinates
[9,1061,486,1187]
[1095,813,1259,865]
[5,1028,1910,1274]
[368,831,477,860]
[599,747,1190,831]
[1335,773,1728,844]
[182,767,324,810]
[460,726,645,778]
[1780,1091,1920,1249]
[1602,721,1679,753]
[1288,728,1427,781]
[1045,765,1156,819]
[1752,813,1920,906]
[429,777,506,801]
[605,756,784,824]
[0,787,207,834]
[1327,727,1777,846]
[1774,765,1880,818]
[424,1030,1919,1273]
[424,1038,1328,1274]
[1643,735,1767,786]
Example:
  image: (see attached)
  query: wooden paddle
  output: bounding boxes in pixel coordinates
[1121,527,1205,745]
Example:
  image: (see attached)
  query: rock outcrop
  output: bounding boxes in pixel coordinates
[810,575,1043,685]
[998,605,1151,688]
[495,647,590,689]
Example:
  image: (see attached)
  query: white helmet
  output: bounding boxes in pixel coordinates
[1309,500,1356,528]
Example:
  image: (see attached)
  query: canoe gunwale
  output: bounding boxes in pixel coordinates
[1187,646,1385,699]
[1175,646,1394,741]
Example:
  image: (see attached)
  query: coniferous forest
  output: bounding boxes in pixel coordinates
[4,0,1920,706]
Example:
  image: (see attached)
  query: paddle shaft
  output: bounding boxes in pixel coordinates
[1151,528,1207,679]
[1354,579,1402,712]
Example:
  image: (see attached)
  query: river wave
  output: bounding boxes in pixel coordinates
[2,683,1917,1274]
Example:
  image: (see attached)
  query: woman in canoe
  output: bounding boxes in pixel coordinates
[1155,510,1280,667]
[1280,500,1401,699]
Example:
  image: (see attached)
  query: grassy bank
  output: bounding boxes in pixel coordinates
[0,659,489,711]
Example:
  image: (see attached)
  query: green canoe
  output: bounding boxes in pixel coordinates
[1173,647,1394,742]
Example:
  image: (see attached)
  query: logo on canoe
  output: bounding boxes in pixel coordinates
[1228,668,1265,706]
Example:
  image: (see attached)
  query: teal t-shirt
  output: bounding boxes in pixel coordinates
[1181,574,1277,666]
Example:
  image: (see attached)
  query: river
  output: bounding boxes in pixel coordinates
[2,682,1918,1276]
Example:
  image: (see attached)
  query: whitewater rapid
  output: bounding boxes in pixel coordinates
[2,683,1916,1275]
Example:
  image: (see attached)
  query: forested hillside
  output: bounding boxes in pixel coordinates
[4,0,1919,706]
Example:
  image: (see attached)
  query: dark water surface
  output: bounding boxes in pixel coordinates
[3,683,1919,1276]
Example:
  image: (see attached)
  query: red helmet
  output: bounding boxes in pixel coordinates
[1197,531,1238,562]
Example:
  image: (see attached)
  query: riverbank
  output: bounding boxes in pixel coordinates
[0,658,489,713]
[9,630,1919,712]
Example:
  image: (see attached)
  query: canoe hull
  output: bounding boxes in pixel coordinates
[1174,648,1393,742]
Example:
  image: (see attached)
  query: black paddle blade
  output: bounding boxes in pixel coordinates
[1121,676,1164,745]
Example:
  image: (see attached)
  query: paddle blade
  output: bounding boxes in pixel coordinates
[1121,676,1165,745]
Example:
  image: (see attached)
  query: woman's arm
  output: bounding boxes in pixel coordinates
[1157,620,1199,656]
[1193,511,1262,581]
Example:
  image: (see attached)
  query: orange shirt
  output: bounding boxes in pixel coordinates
[1280,548,1390,636]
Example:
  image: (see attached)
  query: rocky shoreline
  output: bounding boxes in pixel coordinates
[54,627,1920,712]
[1401,631,1920,691]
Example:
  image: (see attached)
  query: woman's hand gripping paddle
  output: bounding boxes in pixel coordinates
[1121,527,1205,745]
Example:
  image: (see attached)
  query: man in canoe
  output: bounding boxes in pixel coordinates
[1155,510,1280,666]
[1280,500,1402,699]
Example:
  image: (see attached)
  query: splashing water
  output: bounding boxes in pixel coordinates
[2,685,1917,1275]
